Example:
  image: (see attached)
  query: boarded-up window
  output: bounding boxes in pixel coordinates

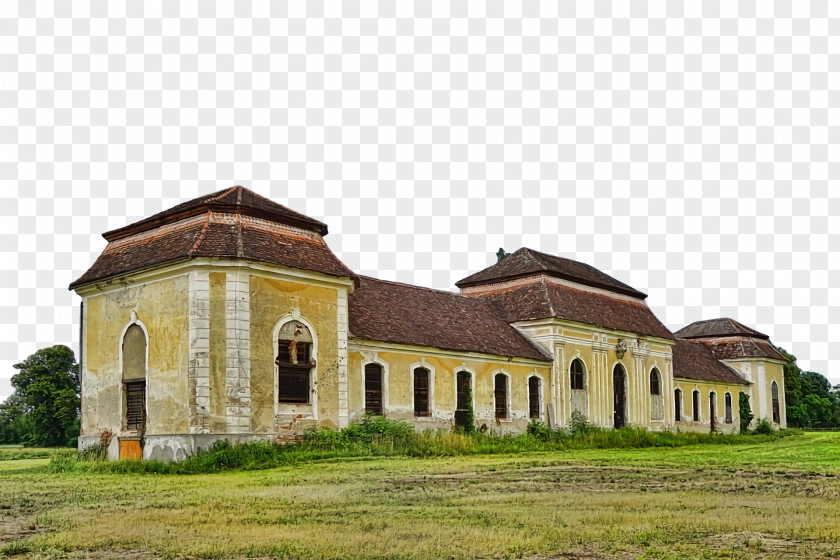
[570,359,585,390]
[494,374,507,419]
[674,389,682,422]
[649,369,660,395]
[122,323,146,432]
[725,392,733,424]
[528,377,540,419]
[693,390,700,422]
[125,380,146,431]
[414,367,430,417]
[771,381,780,424]
[276,322,314,404]
[365,363,383,415]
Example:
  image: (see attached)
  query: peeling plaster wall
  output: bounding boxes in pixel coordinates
[674,379,743,434]
[348,348,552,434]
[726,359,786,429]
[82,275,190,440]
[250,275,341,433]
[209,273,227,433]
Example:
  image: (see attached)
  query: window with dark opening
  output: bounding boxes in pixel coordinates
[276,322,314,404]
[365,363,383,415]
[528,377,540,419]
[413,367,430,417]
[122,323,146,432]
[674,389,682,422]
[649,369,661,395]
[494,373,508,419]
[692,390,700,422]
[570,359,585,390]
[725,392,733,424]
[771,381,780,424]
[125,381,146,431]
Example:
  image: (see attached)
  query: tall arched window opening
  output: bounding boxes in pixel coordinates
[570,359,585,390]
[494,373,508,419]
[692,390,700,422]
[122,324,147,432]
[771,381,780,424]
[725,392,733,424]
[674,388,682,422]
[528,377,541,419]
[365,363,383,415]
[413,367,430,417]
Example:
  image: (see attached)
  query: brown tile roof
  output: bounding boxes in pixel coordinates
[673,340,750,385]
[348,276,552,362]
[69,212,357,290]
[104,186,328,240]
[470,279,675,340]
[702,338,788,362]
[675,318,770,340]
[456,248,648,299]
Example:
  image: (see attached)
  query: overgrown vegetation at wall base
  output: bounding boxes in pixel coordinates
[49,415,797,475]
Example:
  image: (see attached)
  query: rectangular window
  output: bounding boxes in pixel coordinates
[125,380,146,431]
[278,367,310,403]
[365,363,383,415]
[413,368,430,416]
[494,374,507,419]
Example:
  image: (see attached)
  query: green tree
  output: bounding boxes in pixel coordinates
[777,347,840,429]
[738,391,754,433]
[2,345,80,446]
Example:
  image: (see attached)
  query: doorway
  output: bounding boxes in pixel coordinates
[454,370,471,430]
[613,364,626,428]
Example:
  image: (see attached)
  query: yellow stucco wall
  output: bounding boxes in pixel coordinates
[249,275,341,433]
[82,275,190,438]
[674,379,743,434]
[348,347,552,433]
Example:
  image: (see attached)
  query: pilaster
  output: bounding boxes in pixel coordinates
[337,288,350,428]
[188,271,211,434]
[225,272,251,433]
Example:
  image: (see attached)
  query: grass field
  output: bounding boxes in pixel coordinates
[1,433,839,559]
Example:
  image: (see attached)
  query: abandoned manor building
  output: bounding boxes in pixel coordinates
[70,187,788,461]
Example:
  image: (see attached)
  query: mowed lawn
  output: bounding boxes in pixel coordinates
[1,433,840,559]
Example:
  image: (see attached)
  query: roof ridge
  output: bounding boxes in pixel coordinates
[187,213,211,255]
[360,275,465,298]
[205,186,240,204]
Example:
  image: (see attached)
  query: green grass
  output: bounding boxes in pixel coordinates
[1,433,839,559]
[0,447,61,462]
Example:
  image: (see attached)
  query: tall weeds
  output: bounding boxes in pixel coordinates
[47,416,798,475]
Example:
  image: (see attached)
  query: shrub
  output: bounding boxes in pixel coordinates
[753,419,775,435]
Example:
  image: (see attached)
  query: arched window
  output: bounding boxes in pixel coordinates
[413,367,430,417]
[276,321,314,404]
[771,381,780,424]
[570,359,585,390]
[692,390,700,422]
[649,368,661,395]
[494,373,508,419]
[725,392,733,424]
[674,388,682,422]
[122,324,147,432]
[709,392,718,431]
[365,363,383,415]
[528,377,541,419]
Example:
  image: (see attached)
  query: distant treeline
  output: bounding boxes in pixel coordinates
[778,347,840,429]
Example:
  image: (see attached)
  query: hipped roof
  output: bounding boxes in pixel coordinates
[672,340,750,385]
[348,276,552,362]
[456,248,648,299]
[675,318,770,340]
[471,278,675,340]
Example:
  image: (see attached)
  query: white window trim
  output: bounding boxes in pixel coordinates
[409,359,435,420]
[724,391,734,424]
[709,391,718,426]
[692,388,701,422]
[273,313,319,421]
[360,355,389,415]
[118,310,149,435]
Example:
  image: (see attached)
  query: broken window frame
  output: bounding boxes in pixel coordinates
[124,379,146,432]
[649,368,661,395]
[276,322,316,405]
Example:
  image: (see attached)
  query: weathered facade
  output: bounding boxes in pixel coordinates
[71,187,787,460]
